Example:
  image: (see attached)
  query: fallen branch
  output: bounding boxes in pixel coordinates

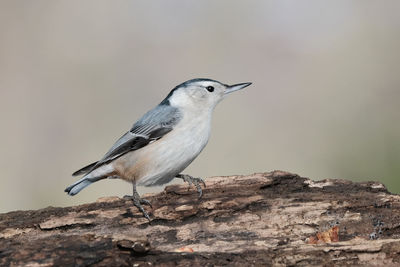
[1,171,400,266]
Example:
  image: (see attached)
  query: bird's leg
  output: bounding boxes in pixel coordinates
[125,183,152,221]
[176,174,206,198]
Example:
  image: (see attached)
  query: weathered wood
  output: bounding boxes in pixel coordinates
[1,171,400,266]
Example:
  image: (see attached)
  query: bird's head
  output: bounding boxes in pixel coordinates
[162,78,251,112]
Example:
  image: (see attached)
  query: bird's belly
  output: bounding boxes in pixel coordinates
[119,118,211,186]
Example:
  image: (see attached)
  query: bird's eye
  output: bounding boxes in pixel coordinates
[206,86,214,92]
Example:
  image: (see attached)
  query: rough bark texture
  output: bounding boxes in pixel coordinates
[1,171,400,266]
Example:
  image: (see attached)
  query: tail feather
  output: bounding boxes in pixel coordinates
[65,176,95,195]
[67,164,113,196]
[65,179,92,196]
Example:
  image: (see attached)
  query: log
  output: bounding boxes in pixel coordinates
[1,171,400,266]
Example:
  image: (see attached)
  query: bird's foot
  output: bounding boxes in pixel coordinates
[124,195,152,222]
[133,197,152,222]
[124,195,152,207]
[177,174,206,198]
[124,185,152,222]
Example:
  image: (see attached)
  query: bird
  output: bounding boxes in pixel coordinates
[65,78,252,220]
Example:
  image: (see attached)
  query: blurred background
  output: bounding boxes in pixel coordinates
[0,1,399,213]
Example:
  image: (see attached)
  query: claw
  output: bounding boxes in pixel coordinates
[194,182,203,198]
[177,174,206,198]
[198,177,206,188]
[140,198,152,208]
[126,184,152,222]
[133,199,151,222]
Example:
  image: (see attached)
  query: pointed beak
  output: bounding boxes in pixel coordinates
[224,82,252,95]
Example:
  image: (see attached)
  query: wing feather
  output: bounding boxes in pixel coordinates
[72,104,181,176]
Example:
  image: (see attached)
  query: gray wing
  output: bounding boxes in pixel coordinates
[73,104,182,176]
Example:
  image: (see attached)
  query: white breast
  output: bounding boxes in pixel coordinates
[136,109,212,186]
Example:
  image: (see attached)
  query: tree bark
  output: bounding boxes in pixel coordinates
[1,171,400,266]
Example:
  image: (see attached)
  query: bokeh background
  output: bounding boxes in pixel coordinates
[1,1,399,213]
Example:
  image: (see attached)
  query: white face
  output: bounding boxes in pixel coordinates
[167,79,251,113]
[169,80,227,111]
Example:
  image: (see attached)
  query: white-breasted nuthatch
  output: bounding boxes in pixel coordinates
[65,78,251,220]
